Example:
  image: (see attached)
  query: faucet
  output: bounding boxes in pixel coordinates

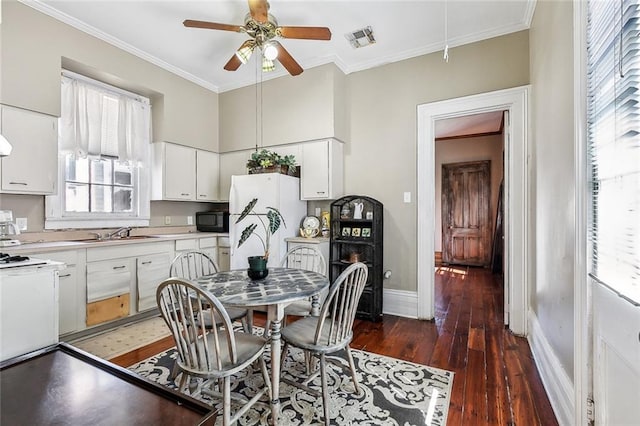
[106,227,133,239]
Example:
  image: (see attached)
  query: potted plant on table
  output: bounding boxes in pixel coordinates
[236,197,286,279]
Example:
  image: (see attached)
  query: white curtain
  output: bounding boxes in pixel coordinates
[60,75,149,163]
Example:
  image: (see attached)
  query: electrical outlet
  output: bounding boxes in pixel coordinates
[403,192,411,203]
[187,216,193,225]
[164,215,171,225]
[16,217,27,231]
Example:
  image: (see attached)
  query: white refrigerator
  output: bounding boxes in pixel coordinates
[229,174,306,270]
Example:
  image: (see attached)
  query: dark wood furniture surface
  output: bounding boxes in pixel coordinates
[0,343,215,426]
[330,195,383,321]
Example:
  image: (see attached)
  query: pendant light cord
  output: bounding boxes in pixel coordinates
[443,0,449,63]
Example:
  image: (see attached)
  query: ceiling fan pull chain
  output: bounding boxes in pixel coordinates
[443,0,450,63]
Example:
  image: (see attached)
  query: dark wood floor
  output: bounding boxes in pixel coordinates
[111,266,558,425]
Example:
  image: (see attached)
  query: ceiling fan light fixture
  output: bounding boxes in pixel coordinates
[263,42,278,60]
[262,57,275,72]
[236,40,255,64]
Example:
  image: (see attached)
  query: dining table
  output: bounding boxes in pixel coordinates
[193,267,330,425]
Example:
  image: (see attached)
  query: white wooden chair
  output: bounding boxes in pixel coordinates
[170,251,251,333]
[156,278,271,426]
[280,245,327,318]
[279,262,368,425]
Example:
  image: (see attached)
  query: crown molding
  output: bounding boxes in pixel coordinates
[21,0,221,93]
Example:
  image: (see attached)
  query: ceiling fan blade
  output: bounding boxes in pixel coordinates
[248,0,269,23]
[183,20,243,33]
[273,41,303,76]
[278,26,331,40]
[224,54,243,71]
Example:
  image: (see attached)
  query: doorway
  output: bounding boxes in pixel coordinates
[416,86,530,335]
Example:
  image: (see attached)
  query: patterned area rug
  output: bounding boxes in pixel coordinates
[70,316,170,360]
[129,339,454,425]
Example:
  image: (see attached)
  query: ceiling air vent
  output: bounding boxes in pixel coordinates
[345,26,376,49]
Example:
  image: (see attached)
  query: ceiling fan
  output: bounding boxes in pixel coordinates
[184,0,331,76]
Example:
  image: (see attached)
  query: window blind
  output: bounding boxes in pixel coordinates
[587,0,640,304]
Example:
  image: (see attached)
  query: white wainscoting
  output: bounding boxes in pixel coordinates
[527,309,574,426]
[382,288,418,319]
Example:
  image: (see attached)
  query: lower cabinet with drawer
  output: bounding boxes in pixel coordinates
[86,258,133,326]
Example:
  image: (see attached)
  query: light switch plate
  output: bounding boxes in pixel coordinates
[403,192,411,203]
[16,217,27,231]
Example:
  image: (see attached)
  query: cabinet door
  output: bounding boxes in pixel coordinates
[196,150,219,201]
[58,266,78,335]
[301,139,343,200]
[217,245,231,271]
[218,150,250,201]
[137,253,170,312]
[164,143,196,200]
[0,105,57,194]
[86,259,132,303]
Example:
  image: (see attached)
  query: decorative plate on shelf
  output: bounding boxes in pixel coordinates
[302,215,320,231]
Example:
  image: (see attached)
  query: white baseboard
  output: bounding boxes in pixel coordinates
[527,309,574,426]
[383,288,419,319]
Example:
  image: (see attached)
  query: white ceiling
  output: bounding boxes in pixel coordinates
[31,0,535,94]
[436,111,504,139]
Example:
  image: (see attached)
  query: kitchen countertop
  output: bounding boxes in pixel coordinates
[3,232,229,255]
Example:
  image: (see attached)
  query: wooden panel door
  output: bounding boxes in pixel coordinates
[442,160,491,266]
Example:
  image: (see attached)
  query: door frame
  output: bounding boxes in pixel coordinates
[417,85,530,335]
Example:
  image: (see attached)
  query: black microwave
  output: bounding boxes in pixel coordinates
[196,211,229,233]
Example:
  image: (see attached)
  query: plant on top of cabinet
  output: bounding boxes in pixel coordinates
[246,149,299,177]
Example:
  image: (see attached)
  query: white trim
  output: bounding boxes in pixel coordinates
[382,288,418,319]
[23,0,219,93]
[417,86,530,335]
[528,309,574,426]
[573,2,590,425]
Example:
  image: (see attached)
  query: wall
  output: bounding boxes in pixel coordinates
[0,1,218,151]
[529,0,575,381]
[341,31,529,293]
[434,134,504,252]
[219,64,345,151]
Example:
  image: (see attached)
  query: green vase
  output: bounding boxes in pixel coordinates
[247,256,269,280]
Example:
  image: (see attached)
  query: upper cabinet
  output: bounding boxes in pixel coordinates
[152,142,219,202]
[196,149,219,201]
[0,105,58,195]
[301,139,344,200]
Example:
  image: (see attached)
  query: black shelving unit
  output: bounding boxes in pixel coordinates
[329,195,383,322]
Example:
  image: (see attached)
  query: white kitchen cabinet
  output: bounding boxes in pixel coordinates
[152,142,196,201]
[198,236,218,267]
[86,258,132,303]
[152,142,221,202]
[218,150,250,202]
[285,237,330,270]
[31,250,86,336]
[300,139,344,200]
[0,104,58,194]
[217,237,231,271]
[137,253,171,311]
[196,150,219,201]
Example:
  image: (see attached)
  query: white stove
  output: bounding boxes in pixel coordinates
[0,253,49,269]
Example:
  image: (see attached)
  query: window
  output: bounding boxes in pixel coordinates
[45,72,151,229]
[587,0,640,303]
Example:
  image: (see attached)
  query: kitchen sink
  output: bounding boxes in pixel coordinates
[76,235,162,243]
